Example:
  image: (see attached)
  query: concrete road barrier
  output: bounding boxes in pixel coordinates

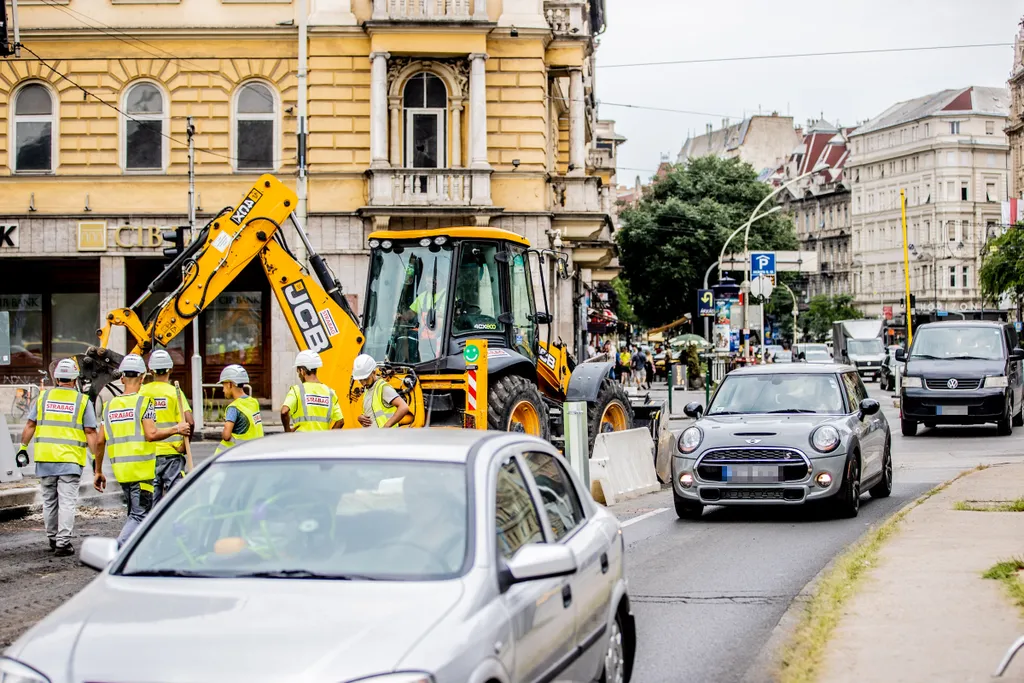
[590,428,660,506]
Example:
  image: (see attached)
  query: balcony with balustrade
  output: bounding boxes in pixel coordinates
[371,0,489,22]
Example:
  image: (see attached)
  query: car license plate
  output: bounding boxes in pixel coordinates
[725,465,780,484]
[937,405,968,416]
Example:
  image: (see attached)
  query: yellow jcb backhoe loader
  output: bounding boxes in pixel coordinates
[77,175,632,452]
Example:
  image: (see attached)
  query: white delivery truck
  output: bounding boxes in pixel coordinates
[832,319,886,382]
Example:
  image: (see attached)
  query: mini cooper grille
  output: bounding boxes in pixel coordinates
[701,448,803,463]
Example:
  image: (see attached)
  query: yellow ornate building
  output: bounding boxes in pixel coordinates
[0,0,622,406]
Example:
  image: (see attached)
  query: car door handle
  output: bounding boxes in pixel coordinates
[600,552,609,574]
[562,584,572,608]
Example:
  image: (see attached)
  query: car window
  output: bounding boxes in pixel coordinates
[495,457,545,559]
[839,372,864,412]
[708,373,845,414]
[523,452,585,542]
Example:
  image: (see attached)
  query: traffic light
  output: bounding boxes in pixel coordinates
[162,226,188,260]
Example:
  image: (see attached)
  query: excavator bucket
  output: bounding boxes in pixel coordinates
[75,346,125,401]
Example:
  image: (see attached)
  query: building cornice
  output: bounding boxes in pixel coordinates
[19,26,301,40]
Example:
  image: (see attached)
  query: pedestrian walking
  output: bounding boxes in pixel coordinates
[352,354,411,428]
[16,358,98,556]
[280,350,344,432]
[620,346,632,387]
[139,349,194,508]
[215,364,265,453]
[631,346,647,389]
[645,349,655,389]
[93,354,188,548]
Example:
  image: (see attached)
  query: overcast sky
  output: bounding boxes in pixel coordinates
[598,0,1024,185]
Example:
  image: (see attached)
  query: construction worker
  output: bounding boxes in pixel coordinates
[353,354,411,428]
[140,349,195,508]
[280,350,343,432]
[215,364,265,454]
[93,354,188,548]
[16,358,98,556]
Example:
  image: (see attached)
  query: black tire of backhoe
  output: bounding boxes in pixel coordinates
[487,374,551,441]
[587,378,634,456]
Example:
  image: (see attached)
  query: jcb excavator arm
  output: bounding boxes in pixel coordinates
[88,175,397,425]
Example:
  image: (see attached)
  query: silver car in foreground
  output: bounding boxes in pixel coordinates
[674,364,892,519]
[2,430,635,683]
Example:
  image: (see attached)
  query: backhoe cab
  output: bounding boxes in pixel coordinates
[363,228,633,449]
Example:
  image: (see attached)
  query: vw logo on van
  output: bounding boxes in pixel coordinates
[947,378,959,389]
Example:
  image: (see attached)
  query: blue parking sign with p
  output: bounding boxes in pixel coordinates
[698,289,714,317]
[751,251,776,284]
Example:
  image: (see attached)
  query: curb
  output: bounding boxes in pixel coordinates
[738,466,990,683]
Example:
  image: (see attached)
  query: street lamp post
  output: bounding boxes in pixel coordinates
[779,280,799,344]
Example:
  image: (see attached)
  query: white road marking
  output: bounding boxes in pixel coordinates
[620,507,670,528]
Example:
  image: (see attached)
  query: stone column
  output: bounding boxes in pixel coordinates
[370,51,391,169]
[568,67,585,176]
[99,256,126,355]
[451,98,464,168]
[389,96,401,167]
[469,53,490,170]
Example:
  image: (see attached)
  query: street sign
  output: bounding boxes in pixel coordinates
[750,275,774,301]
[698,289,714,317]
[751,252,776,285]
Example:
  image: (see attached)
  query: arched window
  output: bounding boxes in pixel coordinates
[235,82,276,171]
[123,82,165,171]
[13,83,55,173]
[403,72,447,169]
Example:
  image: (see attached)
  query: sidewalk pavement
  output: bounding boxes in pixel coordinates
[818,463,1024,683]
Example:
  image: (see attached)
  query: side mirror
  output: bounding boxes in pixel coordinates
[530,312,553,325]
[497,312,514,325]
[683,402,704,418]
[80,537,119,571]
[499,544,577,591]
[859,398,881,418]
[894,348,907,362]
[1010,348,1024,362]
[798,352,806,361]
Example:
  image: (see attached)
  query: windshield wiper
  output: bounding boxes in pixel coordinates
[234,569,375,580]
[910,354,942,360]
[120,569,219,578]
[765,409,818,414]
[707,410,743,415]
[947,355,991,361]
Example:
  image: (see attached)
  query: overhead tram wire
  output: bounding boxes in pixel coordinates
[17,44,294,164]
[34,0,277,107]
[598,42,1013,69]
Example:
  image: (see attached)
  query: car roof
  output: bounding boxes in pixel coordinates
[727,363,854,375]
[917,320,1006,329]
[216,429,531,464]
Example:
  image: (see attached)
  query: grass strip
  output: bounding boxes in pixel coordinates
[954,498,1024,512]
[776,464,988,683]
[983,558,1024,617]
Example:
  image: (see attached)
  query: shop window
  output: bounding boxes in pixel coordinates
[1,294,44,379]
[404,72,447,170]
[13,83,55,173]
[235,82,276,171]
[123,82,166,171]
[205,291,264,368]
[50,293,100,361]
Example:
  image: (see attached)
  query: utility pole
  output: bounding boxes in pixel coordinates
[186,117,204,434]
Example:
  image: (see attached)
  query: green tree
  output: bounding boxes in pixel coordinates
[979,226,1024,319]
[616,156,798,328]
[609,276,638,325]
[800,294,862,341]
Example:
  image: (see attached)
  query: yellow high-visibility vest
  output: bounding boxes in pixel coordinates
[287,382,336,432]
[103,394,156,484]
[369,379,398,428]
[140,381,189,457]
[215,395,265,454]
[34,387,89,467]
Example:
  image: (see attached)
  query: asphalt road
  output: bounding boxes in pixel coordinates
[616,382,1024,683]
[3,383,1023,678]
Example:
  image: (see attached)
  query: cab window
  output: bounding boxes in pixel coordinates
[452,242,504,336]
[509,248,536,358]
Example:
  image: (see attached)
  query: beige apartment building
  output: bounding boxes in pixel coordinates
[0,0,622,408]
[677,113,801,178]
[1008,21,1024,199]
[848,86,1010,318]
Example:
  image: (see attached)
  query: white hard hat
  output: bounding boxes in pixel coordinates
[148,349,174,371]
[219,364,250,385]
[118,354,147,375]
[352,354,377,381]
[53,358,80,381]
[294,349,323,370]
